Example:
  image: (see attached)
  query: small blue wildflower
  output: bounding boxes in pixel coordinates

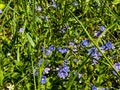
[58,47,69,54]
[114,62,120,71]
[62,47,69,53]
[92,85,97,90]
[52,3,57,8]
[78,73,82,78]
[64,59,69,65]
[40,76,46,84]
[94,31,101,37]
[61,27,68,33]
[41,16,48,21]
[100,26,106,31]
[0,9,2,13]
[19,28,24,33]
[88,47,102,60]
[58,69,69,79]
[105,41,115,50]
[101,41,115,50]
[49,45,55,51]
[112,70,117,76]
[44,49,52,55]
[38,60,42,66]
[34,66,38,76]
[37,6,42,11]
[58,64,70,79]
[73,2,78,6]
[69,42,74,46]
[81,39,90,47]
[62,65,70,72]
[44,68,50,74]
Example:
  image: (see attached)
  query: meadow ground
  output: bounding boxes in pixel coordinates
[0,0,120,90]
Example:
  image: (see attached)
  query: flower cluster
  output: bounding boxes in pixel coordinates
[81,38,115,64]
[94,26,106,37]
[58,47,69,54]
[58,60,70,79]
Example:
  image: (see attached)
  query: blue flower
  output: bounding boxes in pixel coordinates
[92,85,97,90]
[114,62,120,71]
[58,47,69,54]
[0,9,2,13]
[38,60,42,66]
[19,28,24,33]
[100,26,106,31]
[44,49,52,55]
[88,47,102,60]
[105,41,115,50]
[44,68,50,74]
[64,59,69,65]
[58,64,70,79]
[41,16,48,21]
[58,69,69,79]
[51,3,57,8]
[101,41,115,50]
[94,31,101,37]
[78,73,82,78]
[62,65,70,72]
[81,39,90,47]
[73,2,78,6]
[40,76,46,84]
[33,66,38,76]
[37,6,42,11]
[69,42,74,46]
[49,45,55,51]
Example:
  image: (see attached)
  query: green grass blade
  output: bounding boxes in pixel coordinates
[26,33,35,48]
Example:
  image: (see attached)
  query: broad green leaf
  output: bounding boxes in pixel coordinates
[26,33,35,48]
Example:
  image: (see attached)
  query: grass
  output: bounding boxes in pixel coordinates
[0,0,120,90]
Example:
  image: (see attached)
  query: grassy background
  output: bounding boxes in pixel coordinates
[0,0,120,90]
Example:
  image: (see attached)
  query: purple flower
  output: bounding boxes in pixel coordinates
[58,69,69,79]
[34,66,38,76]
[19,28,24,32]
[81,39,90,47]
[73,2,78,6]
[52,3,57,8]
[41,16,48,21]
[49,45,55,51]
[112,70,117,76]
[94,31,101,37]
[37,6,42,11]
[0,9,2,13]
[114,62,120,71]
[64,59,69,65]
[58,64,70,79]
[100,26,106,31]
[69,42,74,46]
[62,65,70,72]
[78,73,82,78]
[101,41,115,50]
[44,49,52,55]
[92,85,97,90]
[44,68,50,74]
[38,60,42,66]
[40,76,46,84]
[88,47,102,60]
[105,41,115,50]
[58,47,69,54]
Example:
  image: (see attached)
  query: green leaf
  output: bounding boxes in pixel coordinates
[112,0,120,4]
[26,33,35,48]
